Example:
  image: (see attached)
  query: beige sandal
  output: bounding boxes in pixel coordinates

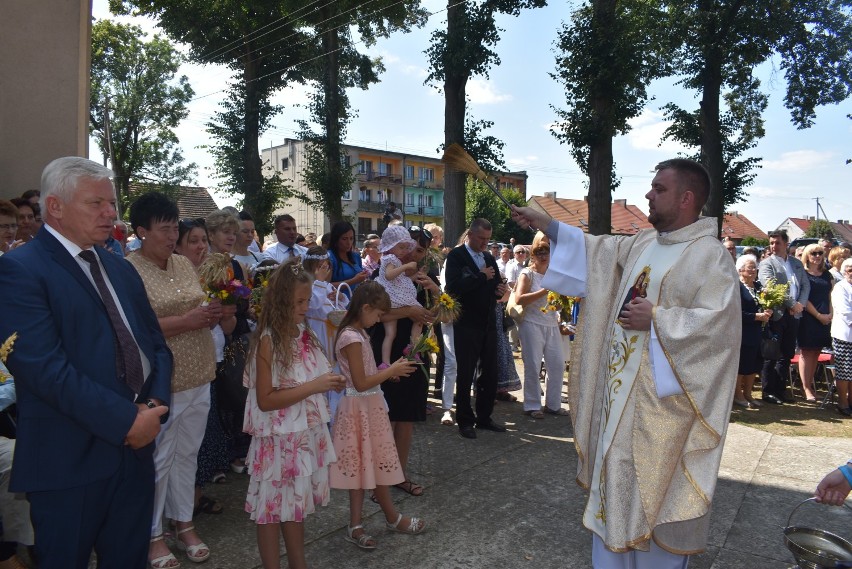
[345,524,377,549]
[386,513,426,534]
[175,525,210,563]
[149,535,180,569]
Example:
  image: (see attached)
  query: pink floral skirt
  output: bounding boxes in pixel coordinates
[330,393,405,490]
[244,423,335,524]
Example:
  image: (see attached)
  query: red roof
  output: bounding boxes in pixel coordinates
[720,212,768,241]
[784,217,852,243]
[528,195,653,235]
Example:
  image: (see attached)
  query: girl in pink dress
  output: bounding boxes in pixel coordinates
[330,281,428,549]
[243,259,346,569]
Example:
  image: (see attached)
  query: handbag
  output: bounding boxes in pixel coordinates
[760,326,782,360]
[506,291,525,324]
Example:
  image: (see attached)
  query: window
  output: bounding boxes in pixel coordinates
[341,155,351,167]
[378,162,392,175]
[416,195,433,207]
[404,165,414,179]
[359,188,371,202]
[405,193,414,206]
[358,160,373,174]
[501,181,515,190]
[281,157,289,170]
[342,189,351,201]
[418,167,434,181]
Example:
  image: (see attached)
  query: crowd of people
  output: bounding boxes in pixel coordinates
[0,156,849,569]
[727,232,852,415]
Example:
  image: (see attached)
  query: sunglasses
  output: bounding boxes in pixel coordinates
[179,217,206,231]
[810,251,824,256]
[409,226,433,244]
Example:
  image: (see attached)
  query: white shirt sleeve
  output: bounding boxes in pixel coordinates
[540,222,588,297]
[649,322,683,397]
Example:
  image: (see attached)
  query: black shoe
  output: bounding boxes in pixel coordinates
[475,421,507,433]
[838,406,852,417]
[762,394,783,405]
[459,425,477,439]
[781,395,796,403]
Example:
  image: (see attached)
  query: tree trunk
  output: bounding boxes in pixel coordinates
[243,58,264,220]
[322,17,344,224]
[698,4,725,238]
[586,0,616,236]
[443,0,468,245]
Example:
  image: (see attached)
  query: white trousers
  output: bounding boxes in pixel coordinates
[518,322,565,411]
[151,383,211,535]
[441,323,458,410]
[0,437,33,545]
[592,535,689,569]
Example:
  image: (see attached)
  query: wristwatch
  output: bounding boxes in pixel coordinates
[145,399,158,409]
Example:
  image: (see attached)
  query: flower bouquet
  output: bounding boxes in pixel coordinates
[198,253,252,305]
[433,292,461,324]
[540,291,580,322]
[250,265,275,315]
[0,333,16,384]
[758,278,789,321]
[402,327,440,365]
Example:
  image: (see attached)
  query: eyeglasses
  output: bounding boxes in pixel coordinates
[514,251,526,255]
[0,224,19,231]
[810,251,824,256]
[534,250,551,257]
[409,225,433,243]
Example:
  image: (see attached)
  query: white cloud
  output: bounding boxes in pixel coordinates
[467,79,512,105]
[762,150,836,172]
[625,109,690,154]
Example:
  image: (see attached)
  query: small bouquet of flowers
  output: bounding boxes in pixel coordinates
[198,253,252,305]
[402,326,440,365]
[0,333,17,384]
[758,278,789,316]
[540,291,580,322]
[250,265,276,315]
[433,292,461,324]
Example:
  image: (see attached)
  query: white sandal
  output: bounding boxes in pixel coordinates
[344,524,377,549]
[175,525,210,563]
[149,535,180,569]
[386,513,426,534]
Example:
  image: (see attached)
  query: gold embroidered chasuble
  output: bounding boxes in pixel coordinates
[544,217,741,555]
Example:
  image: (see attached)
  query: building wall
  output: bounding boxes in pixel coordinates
[0,0,90,198]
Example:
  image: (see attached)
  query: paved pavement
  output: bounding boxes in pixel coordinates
[177,386,851,569]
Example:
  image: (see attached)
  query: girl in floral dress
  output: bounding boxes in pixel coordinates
[243,259,347,569]
[330,282,427,549]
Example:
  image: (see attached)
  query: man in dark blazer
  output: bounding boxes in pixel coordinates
[758,229,810,404]
[0,157,172,568]
[445,218,509,439]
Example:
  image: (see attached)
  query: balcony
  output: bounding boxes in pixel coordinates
[408,179,443,190]
[357,200,386,213]
[403,204,444,217]
[355,172,402,184]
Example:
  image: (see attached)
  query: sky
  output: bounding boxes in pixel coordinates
[91,0,852,234]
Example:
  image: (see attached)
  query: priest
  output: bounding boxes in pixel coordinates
[511,158,740,569]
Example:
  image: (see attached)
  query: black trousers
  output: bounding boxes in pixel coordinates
[453,324,498,428]
[761,312,799,398]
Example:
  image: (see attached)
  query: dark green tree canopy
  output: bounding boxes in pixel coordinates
[465,178,534,244]
[90,19,195,208]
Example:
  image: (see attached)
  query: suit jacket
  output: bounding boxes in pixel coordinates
[758,254,810,310]
[0,227,172,492]
[444,245,500,330]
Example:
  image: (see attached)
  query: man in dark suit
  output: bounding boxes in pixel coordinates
[445,218,509,439]
[758,229,809,404]
[0,157,172,568]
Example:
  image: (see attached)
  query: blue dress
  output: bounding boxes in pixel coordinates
[328,251,363,295]
[798,271,833,349]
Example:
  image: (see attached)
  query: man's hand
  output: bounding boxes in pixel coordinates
[495,283,508,297]
[481,266,495,280]
[406,306,436,325]
[815,467,851,506]
[619,297,653,331]
[790,301,804,316]
[125,405,169,449]
[510,205,552,232]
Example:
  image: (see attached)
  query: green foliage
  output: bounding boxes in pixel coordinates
[804,219,835,239]
[661,78,768,208]
[660,0,852,221]
[551,0,667,182]
[89,19,195,211]
[740,236,769,247]
[464,178,534,244]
